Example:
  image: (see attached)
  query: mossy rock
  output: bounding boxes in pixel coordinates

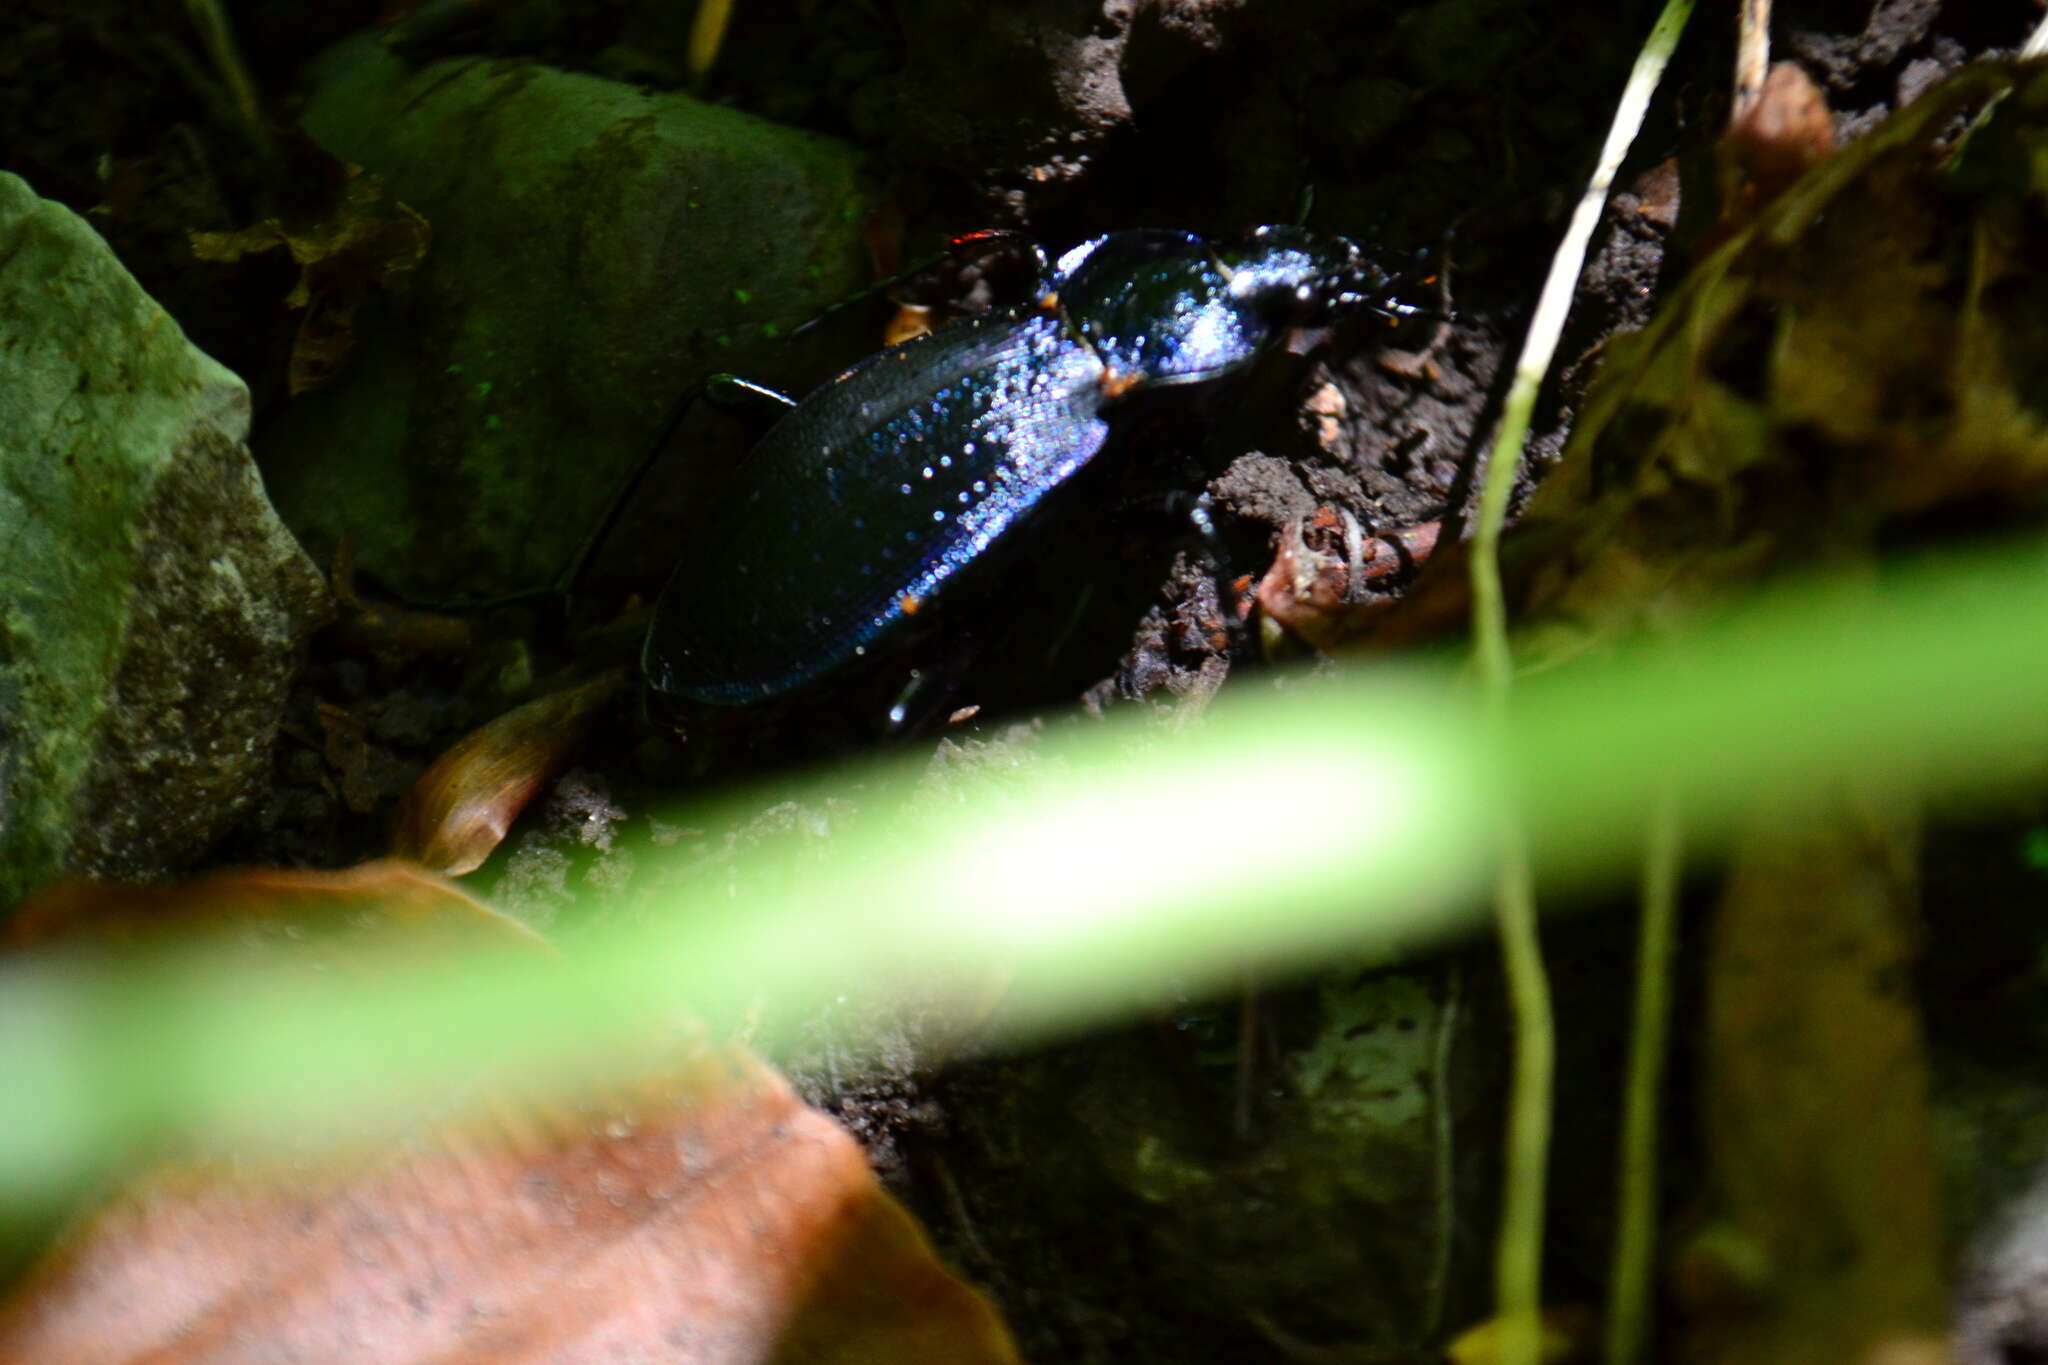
[262,37,877,600]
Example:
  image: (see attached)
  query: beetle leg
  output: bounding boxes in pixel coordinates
[882,642,975,735]
[885,669,930,732]
[1177,487,1223,547]
[1163,488,1250,659]
[1377,236,1458,327]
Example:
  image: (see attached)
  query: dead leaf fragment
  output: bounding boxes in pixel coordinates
[0,1039,1019,1364]
[190,155,430,394]
[1257,511,1440,652]
[391,669,629,875]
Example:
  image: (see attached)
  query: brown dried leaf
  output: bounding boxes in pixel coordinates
[189,156,430,394]
[0,1039,1019,1363]
[1255,510,1439,653]
[392,670,630,876]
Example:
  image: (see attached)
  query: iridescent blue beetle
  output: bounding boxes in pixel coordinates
[644,226,1418,706]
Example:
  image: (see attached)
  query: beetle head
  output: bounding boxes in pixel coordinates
[1220,225,1406,328]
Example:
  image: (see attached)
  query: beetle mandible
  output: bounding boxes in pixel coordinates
[642,225,1417,707]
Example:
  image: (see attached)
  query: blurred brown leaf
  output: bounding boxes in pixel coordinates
[1684,786,1946,1364]
[0,1037,1019,1363]
[2,858,547,955]
[391,670,629,876]
[0,862,1016,1361]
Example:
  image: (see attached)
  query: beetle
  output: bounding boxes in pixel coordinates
[642,225,1420,709]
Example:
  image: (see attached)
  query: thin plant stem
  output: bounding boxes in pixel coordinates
[1466,2,1694,1360]
[1605,788,1682,1365]
[2026,12,2048,59]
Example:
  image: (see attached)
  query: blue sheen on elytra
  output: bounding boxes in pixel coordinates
[645,309,1110,703]
[644,225,1396,706]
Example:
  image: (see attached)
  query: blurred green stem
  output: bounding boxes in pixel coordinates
[1606,789,1682,1365]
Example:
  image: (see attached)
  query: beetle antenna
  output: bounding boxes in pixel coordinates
[790,229,1047,339]
[553,383,703,603]
[1378,233,1457,326]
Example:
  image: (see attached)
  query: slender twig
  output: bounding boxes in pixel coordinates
[1466,3,1694,1362]
[1605,789,1682,1365]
